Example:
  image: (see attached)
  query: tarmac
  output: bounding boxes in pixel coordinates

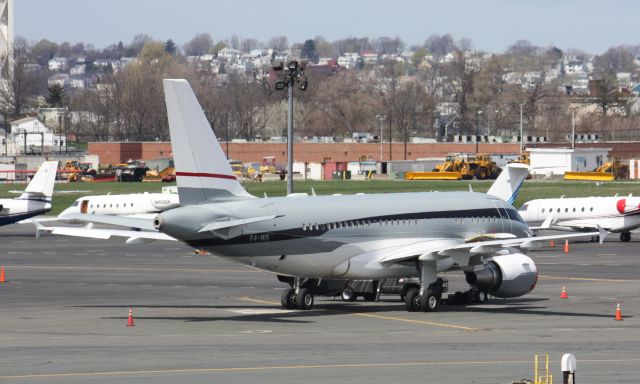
[0,224,639,383]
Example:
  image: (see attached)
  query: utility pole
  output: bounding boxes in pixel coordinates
[475,109,483,154]
[376,114,386,161]
[571,107,576,149]
[519,103,525,154]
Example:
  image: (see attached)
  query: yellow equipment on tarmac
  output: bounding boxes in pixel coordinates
[563,156,629,181]
[405,153,501,181]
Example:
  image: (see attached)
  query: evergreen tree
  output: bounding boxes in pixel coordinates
[164,39,177,55]
[300,39,319,63]
[46,83,66,107]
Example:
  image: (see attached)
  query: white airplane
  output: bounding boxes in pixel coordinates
[519,195,640,242]
[43,79,604,313]
[0,161,59,226]
[57,191,180,221]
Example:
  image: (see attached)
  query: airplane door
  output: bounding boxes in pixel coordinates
[80,200,89,213]
[491,201,506,232]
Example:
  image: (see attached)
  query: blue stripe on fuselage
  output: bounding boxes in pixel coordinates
[0,209,49,226]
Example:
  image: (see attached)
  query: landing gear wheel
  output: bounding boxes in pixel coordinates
[361,293,376,301]
[420,291,440,312]
[404,287,421,312]
[296,288,314,310]
[281,288,296,309]
[471,290,488,304]
[620,232,631,242]
[341,286,357,302]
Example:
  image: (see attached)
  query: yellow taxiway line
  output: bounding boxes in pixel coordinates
[237,297,480,332]
[539,275,640,283]
[3,358,640,380]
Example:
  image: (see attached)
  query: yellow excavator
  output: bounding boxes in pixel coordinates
[564,156,629,181]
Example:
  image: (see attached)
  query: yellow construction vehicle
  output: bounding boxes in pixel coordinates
[405,153,501,181]
[564,156,629,181]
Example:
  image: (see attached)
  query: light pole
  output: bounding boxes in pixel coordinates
[519,103,525,154]
[475,109,483,154]
[571,106,576,149]
[376,114,386,161]
[272,61,308,195]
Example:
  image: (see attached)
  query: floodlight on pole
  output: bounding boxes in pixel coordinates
[376,114,386,162]
[272,60,308,195]
[519,103,525,154]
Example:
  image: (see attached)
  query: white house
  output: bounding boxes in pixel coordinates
[48,57,68,71]
[337,52,361,69]
[218,47,242,62]
[7,117,65,155]
[528,147,611,176]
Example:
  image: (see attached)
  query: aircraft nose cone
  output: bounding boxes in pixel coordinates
[617,199,626,214]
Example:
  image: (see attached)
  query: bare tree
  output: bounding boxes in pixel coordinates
[184,33,214,56]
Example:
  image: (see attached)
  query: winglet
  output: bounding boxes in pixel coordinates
[486,163,529,205]
[598,226,608,244]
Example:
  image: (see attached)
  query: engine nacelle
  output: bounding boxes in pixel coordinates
[616,198,640,215]
[465,253,537,298]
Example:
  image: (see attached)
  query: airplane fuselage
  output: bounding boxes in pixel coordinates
[59,193,180,220]
[157,191,531,279]
[0,198,51,226]
[519,196,640,233]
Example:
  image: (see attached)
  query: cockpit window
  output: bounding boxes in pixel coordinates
[518,204,528,211]
[70,201,79,207]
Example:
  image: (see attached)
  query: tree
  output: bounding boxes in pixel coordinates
[0,39,46,119]
[164,39,177,55]
[184,33,213,56]
[31,39,58,66]
[593,46,635,75]
[268,36,288,51]
[423,34,455,58]
[126,34,152,57]
[46,83,66,107]
[300,39,319,63]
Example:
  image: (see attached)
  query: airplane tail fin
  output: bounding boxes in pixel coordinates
[486,163,529,205]
[19,161,59,201]
[163,79,254,205]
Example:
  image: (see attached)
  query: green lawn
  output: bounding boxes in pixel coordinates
[2,179,640,216]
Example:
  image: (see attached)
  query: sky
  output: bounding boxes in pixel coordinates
[14,0,640,54]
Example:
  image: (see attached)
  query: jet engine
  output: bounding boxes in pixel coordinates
[616,198,640,215]
[465,254,537,298]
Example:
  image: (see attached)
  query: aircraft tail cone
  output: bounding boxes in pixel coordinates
[560,286,568,299]
[549,240,555,247]
[126,307,135,327]
[615,303,623,321]
[0,266,5,283]
[564,240,570,253]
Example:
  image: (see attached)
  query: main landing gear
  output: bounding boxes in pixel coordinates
[620,231,631,242]
[281,278,314,310]
[405,261,446,312]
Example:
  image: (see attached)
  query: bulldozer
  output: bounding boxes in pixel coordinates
[405,153,501,181]
[564,156,629,181]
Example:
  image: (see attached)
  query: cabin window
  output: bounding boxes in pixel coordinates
[581,207,585,212]
[110,204,113,208]
[103,204,106,208]
[565,208,568,213]
[556,208,560,213]
[541,208,545,213]
[590,207,594,212]
[90,204,93,208]
[572,208,576,212]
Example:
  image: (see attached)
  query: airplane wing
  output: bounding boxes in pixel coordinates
[34,221,177,243]
[61,213,157,231]
[379,228,607,265]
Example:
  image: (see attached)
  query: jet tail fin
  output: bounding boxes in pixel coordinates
[163,79,254,205]
[19,161,59,201]
[486,163,529,205]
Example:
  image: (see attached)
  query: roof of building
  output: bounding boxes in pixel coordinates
[10,116,37,125]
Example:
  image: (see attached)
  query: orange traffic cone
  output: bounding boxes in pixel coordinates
[549,240,555,247]
[614,303,623,321]
[126,307,135,326]
[560,286,568,299]
[564,240,570,254]
[0,266,5,283]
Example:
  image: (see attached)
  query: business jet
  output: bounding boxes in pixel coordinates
[0,161,58,226]
[57,191,180,220]
[50,79,603,313]
[519,195,640,242]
